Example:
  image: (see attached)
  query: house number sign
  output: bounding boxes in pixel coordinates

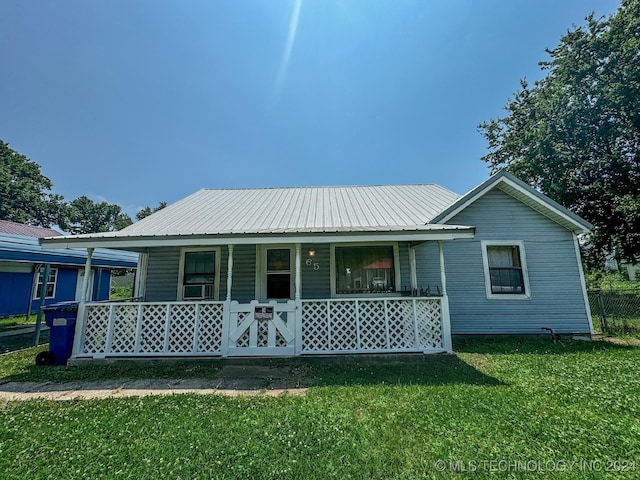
[254,306,274,321]
[305,258,320,270]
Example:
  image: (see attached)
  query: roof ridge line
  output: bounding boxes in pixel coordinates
[201,184,441,191]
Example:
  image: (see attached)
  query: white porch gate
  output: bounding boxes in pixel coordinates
[227,301,296,356]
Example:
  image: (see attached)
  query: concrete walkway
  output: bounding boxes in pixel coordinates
[0,366,308,401]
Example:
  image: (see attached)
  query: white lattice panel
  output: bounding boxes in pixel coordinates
[301,298,443,354]
[196,304,223,353]
[83,305,110,353]
[257,320,269,347]
[110,305,138,353]
[415,300,443,348]
[301,301,329,351]
[329,301,358,350]
[168,305,196,353]
[358,300,387,349]
[139,304,168,353]
[387,300,416,349]
[234,312,250,348]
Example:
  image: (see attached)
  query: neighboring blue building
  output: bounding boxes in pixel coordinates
[0,220,137,317]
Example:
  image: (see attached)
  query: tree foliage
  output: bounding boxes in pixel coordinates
[479,0,640,264]
[0,140,64,226]
[0,138,165,234]
[136,201,167,221]
[58,196,133,235]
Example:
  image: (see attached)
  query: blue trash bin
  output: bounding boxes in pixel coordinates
[41,301,79,365]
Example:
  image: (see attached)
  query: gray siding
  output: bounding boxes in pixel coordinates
[301,243,331,299]
[227,244,255,303]
[421,188,590,334]
[145,247,180,301]
[415,242,443,295]
[144,242,413,302]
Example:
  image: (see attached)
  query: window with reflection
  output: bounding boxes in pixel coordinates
[335,246,396,294]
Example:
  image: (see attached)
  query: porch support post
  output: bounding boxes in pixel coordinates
[294,243,302,355]
[409,245,418,294]
[294,244,301,302]
[226,244,234,301]
[82,248,94,302]
[221,244,234,357]
[72,248,93,359]
[134,251,149,300]
[438,241,452,353]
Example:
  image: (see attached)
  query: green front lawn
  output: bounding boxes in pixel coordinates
[1,338,639,479]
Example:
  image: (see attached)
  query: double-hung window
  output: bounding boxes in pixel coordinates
[482,241,530,299]
[333,245,397,295]
[34,268,57,299]
[180,250,218,300]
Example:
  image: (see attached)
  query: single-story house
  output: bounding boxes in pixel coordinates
[0,220,138,317]
[40,171,593,360]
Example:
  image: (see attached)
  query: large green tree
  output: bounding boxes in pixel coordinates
[479,0,640,264]
[0,140,64,226]
[58,196,133,235]
[0,139,138,234]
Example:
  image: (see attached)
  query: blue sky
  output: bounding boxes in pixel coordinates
[1,0,621,217]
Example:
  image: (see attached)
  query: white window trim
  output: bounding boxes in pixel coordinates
[481,240,531,300]
[177,247,221,301]
[330,242,401,298]
[255,245,295,301]
[34,267,58,300]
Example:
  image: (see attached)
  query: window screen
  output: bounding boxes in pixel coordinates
[487,245,525,294]
[335,246,395,294]
[183,251,216,299]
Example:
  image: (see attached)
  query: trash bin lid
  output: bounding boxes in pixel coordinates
[41,301,81,311]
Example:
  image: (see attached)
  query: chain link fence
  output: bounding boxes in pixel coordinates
[588,288,640,334]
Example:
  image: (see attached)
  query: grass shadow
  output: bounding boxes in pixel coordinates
[1,350,224,384]
[292,354,504,388]
[2,348,502,389]
[452,335,639,355]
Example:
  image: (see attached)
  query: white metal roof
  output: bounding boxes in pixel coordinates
[40,184,474,248]
[125,184,459,235]
[80,185,461,237]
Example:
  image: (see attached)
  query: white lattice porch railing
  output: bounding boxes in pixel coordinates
[77,301,225,357]
[300,297,445,354]
[75,296,448,359]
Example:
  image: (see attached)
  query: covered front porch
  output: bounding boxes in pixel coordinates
[45,228,474,360]
[72,240,458,358]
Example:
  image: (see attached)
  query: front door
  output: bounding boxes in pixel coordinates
[259,247,293,301]
[227,301,296,356]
